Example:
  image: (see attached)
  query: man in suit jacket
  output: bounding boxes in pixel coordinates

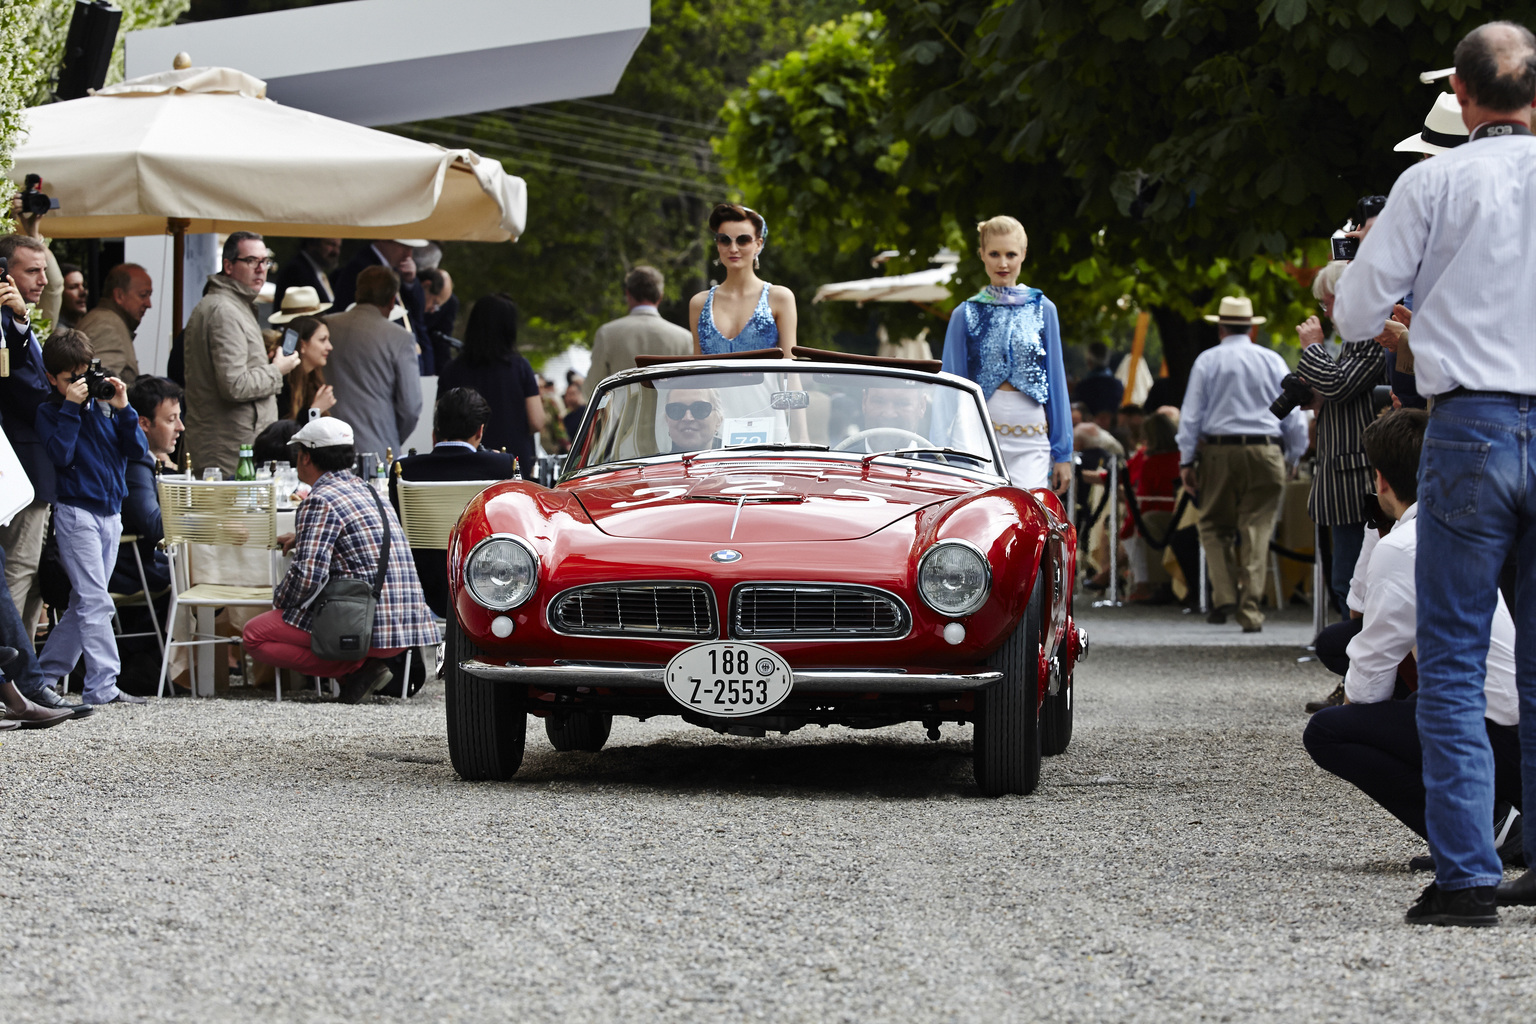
[390,386,517,617]
[588,265,692,384]
[332,239,434,374]
[326,266,422,463]
[274,238,340,309]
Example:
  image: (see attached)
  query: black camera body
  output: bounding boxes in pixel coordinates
[80,359,114,401]
[1330,236,1359,261]
[18,174,57,218]
[1269,372,1315,419]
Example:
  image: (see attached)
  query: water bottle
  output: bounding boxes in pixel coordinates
[235,445,256,482]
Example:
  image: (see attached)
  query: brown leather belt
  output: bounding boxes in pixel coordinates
[1202,435,1278,446]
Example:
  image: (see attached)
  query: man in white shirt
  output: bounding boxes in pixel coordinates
[1174,296,1308,632]
[1331,21,1536,924]
[1304,410,1522,894]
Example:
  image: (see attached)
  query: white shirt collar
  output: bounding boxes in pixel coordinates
[434,440,476,451]
[1394,502,1418,529]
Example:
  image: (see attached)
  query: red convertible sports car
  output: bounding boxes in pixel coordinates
[444,351,1086,795]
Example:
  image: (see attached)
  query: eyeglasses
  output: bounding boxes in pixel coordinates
[232,256,277,269]
[714,233,756,248]
[665,401,714,421]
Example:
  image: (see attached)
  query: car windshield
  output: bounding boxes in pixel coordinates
[565,367,1001,478]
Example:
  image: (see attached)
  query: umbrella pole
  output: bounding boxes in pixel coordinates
[169,218,190,342]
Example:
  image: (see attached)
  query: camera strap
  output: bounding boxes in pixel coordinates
[1471,121,1533,141]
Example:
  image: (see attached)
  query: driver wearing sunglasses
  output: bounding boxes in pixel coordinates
[663,387,722,452]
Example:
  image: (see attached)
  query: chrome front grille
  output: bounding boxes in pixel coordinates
[550,583,717,639]
[731,585,910,639]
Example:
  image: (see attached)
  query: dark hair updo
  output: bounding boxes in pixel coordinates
[708,202,766,239]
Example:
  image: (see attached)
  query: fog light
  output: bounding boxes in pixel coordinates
[491,615,514,638]
[943,622,966,645]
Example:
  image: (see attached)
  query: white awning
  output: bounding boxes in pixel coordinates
[813,263,957,305]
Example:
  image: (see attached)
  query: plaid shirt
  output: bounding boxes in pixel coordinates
[276,470,440,648]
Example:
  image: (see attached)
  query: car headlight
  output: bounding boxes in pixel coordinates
[917,540,991,616]
[465,535,538,610]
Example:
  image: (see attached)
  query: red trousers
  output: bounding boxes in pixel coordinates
[243,609,405,677]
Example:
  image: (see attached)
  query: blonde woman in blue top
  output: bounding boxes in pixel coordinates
[689,203,796,357]
[941,216,1073,493]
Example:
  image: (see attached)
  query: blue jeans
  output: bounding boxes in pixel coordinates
[0,535,46,697]
[1416,392,1536,889]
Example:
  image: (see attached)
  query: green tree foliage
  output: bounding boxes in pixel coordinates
[719,0,1535,383]
[389,0,860,362]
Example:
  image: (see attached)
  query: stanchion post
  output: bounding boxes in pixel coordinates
[1094,458,1123,609]
[1198,543,1208,614]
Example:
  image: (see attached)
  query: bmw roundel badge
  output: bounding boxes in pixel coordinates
[710,549,743,563]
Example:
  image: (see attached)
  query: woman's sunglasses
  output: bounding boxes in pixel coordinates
[665,401,714,421]
[714,233,756,248]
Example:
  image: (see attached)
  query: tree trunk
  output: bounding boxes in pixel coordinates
[1149,304,1218,404]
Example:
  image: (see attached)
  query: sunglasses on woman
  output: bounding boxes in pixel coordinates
[665,401,714,420]
[714,233,756,248]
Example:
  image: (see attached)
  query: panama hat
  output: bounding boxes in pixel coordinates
[1395,92,1469,156]
[1203,295,1267,326]
[267,285,332,324]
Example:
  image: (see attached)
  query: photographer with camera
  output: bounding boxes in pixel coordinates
[34,329,149,706]
[1175,296,1308,633]
[1295,251,1389,621]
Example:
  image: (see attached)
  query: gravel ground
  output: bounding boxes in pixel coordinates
[2,605,1534,1023]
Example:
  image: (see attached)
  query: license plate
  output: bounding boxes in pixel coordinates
[664,641,793,718]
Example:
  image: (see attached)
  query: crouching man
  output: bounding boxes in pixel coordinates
[1303,409,1522,888]
[243,418,439,703]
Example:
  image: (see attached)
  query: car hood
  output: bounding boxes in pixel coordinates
[570,463,975,542]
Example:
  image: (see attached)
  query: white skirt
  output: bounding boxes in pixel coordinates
[988,389,1050,489]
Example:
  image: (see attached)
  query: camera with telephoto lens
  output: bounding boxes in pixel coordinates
[79,359,114,401]
[1269,372,1315,419]
[17,174,57,218]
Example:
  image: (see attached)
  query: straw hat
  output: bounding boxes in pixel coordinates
[268,285,333,324]
[1395,93,1469,156]
[1203,295,1267,326]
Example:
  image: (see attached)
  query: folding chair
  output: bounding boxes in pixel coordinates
[393,478,500,699]
[109,534,166,653]
[155,479,281,699]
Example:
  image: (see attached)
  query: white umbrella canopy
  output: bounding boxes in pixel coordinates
[812,263,956,305]
[9,66,526,242]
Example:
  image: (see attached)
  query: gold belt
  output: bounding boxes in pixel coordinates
[993,421,1049,438]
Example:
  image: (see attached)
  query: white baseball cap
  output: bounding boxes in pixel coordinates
[290,417,355,449]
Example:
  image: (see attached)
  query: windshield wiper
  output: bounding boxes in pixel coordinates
[861,447,994,468]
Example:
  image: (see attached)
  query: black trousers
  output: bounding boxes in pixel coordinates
[1314,618,1363,677]
[1303,695,1523,840]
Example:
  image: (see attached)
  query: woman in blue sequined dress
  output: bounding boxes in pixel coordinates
[940,216,1073,493]
[689,203,796,357]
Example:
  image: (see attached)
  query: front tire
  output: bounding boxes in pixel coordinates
[545,712,613,752]
[445,615,527,781]
[974,566,1044,796]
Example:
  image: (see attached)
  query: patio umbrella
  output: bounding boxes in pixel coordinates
[9,64,527,329]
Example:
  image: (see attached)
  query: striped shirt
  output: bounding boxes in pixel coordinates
[275,470,440,648]
[1296,339,1387,525]
[1333,132,1536,397]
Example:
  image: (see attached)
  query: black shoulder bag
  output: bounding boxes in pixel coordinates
[309,487,391,661]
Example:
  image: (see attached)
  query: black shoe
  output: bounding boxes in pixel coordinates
[1495,806,1525,867]
[1496,870,1536,907]
[22,685,67,709]
[1206,605,1233,624]
[1305,685,1346,714]
[1408,855,1436,872]
[1404,882,1498,927]
[338,660,391,704]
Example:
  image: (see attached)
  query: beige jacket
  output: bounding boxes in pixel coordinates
[183,274,284,475]
[588,307,693,384]
[76,298,141,383]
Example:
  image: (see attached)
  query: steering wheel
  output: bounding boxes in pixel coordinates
[833,427,936,453]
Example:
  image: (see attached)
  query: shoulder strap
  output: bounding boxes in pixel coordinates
[368,485,392,600]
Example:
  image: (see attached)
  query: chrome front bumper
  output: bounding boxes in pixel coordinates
[460,660,1002,693]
